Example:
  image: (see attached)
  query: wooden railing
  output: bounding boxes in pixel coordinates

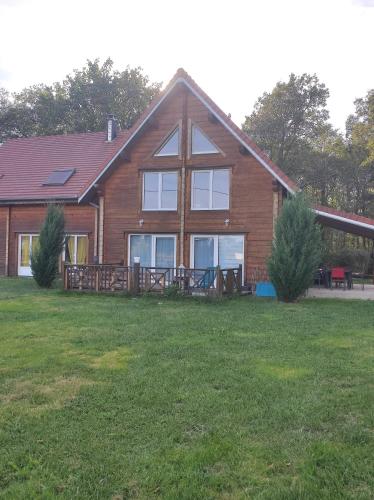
[63,263,242,296]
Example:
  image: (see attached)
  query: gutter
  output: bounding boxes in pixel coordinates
[314,209,374,232]
[0,197,78,206]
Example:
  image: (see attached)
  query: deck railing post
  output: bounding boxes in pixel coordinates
[238,264,243,291]
[63,262,68,290]
[226,269,234,296]
[132,262,140,295]
[95,268,100,292]
[216,266,223,297]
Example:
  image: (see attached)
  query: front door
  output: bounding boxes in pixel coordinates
[18,234,39,276]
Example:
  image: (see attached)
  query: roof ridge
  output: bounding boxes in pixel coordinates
[2,129,130,144]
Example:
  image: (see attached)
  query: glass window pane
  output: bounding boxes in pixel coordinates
[194,237,215,268]
[77,236,88,264]
[31,235,39,256]
[192,171,210,209]
[144,172,158,192]
[161,190,177,209]
[130,235,152,267]
[64,236,72,263]
[20,236,30,267]
[218,236,244,268]
[161,172,177,209]
[155,128,179,156]
[144,172,159,209]
[212,170,229,209]
[144,191,158,210]
[155,237,175,268]
[162,172,177,191]
[191,125,219,154]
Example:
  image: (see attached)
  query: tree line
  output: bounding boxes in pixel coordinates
[1,59,373,226]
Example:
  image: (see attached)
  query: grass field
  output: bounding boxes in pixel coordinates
[0,278,373,499]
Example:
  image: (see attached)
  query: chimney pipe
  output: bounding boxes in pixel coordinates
[107,114,117,142]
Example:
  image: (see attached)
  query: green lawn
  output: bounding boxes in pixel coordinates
[0,279,373,499]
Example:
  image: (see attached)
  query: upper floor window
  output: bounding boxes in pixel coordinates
[191,169,229,210]
[154,127,180,157]
[143,171,178,210]
[191,124,219,155]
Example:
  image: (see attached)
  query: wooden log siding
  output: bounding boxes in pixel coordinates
[101,87,274,283]
[63,264,242,296]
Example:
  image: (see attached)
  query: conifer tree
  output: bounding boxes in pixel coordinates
[31,205,65,288]
[268,194,322,302]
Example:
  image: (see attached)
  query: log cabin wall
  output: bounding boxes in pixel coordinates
[5,204,96,276]
[102,85,275,282]
[0,207,8,275]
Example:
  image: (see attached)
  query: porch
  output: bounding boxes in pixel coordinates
[63,263,243,296]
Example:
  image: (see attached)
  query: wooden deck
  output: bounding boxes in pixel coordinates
[63,263,243,296]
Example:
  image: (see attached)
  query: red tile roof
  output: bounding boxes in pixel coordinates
[314,204,374,231]
[0,130,129,202]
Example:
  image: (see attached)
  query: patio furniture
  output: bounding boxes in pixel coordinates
[194,268,216,289]
[331,267,346,289]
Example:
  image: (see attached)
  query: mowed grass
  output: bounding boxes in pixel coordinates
[0,279,373,499]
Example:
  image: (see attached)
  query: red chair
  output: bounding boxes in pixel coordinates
[331,267,346,289]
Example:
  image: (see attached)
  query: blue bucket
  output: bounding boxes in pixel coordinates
[256,281,276,298]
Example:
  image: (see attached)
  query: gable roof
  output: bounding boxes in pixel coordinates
[0,130,130,203]
[78,68,298,202]
[0,67,373,239]
[0,68,297,204]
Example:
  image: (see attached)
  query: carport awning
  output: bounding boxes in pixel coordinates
[314,204,374,239]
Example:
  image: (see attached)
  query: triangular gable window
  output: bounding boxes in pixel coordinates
[191,124,219,155]
[154,127,180,157]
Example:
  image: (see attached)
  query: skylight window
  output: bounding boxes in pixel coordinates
[191,124,219,155]
[154,127,180,157]
[43,169,75,186]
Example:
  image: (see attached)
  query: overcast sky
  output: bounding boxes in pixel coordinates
[0,0,373,132]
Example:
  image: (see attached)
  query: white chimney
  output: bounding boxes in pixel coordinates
[107,114,117,142]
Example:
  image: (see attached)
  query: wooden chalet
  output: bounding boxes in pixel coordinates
[1,68,374,289]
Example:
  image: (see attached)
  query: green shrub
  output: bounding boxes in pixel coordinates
[268,194,322,302]
[31,205,65,288]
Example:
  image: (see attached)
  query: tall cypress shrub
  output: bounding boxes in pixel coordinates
[31,205,65,288]
[268,194,322,302]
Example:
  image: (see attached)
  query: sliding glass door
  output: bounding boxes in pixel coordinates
[191,235,244,270]
[129,234,176,268]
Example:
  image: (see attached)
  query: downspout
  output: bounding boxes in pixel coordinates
[5,206,10,276]
[89,202,99,260]
[98,196,104,264]
[179,89,188,266]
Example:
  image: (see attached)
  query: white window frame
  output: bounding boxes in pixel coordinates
[154,125,181,157]
[190,234,244,273]
[143,171,178,211]
[191,169,230,211]
[128,234,177,268]
[62,234,88,265]
[18,233,39,276]
[190,123,220,155]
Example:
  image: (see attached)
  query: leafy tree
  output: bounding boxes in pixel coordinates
[31,205,65,288]
[0,58,161,140]
[243,73,329,180]
[268,194,322,302]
